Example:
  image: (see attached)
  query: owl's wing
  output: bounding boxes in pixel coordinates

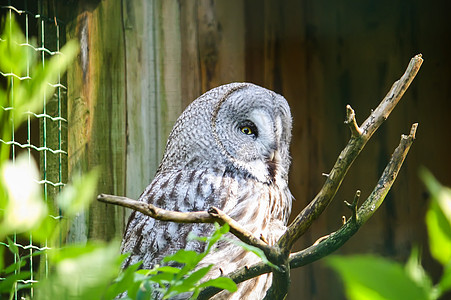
[120,168,228,269]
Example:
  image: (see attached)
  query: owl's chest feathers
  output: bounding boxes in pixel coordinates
[146,166,290,224]
[153,167,291,241]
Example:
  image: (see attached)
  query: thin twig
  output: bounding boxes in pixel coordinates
[344,105,362,137]
[344,190,361,222]
[356,123,418,224]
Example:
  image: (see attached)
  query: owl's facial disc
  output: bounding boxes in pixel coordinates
[239,109,282,182]
[216,104,282,183]
[210,84,291,184]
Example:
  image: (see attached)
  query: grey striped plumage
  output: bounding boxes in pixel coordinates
[121,83,293,299]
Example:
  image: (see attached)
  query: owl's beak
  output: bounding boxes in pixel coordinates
[266,150,279,181]
[269,150,276,162]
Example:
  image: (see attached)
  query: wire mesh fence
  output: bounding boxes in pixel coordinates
[0,0,67,298]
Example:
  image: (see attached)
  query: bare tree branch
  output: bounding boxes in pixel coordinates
[206,207,277,259]
[97,194,212,222]
[97,194,274,257]
[262,262,290,300]
[277,54,423,254]
[291,122,418,266]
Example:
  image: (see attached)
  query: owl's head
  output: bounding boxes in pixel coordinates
[159,83,292,185]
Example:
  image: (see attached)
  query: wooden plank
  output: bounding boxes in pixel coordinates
[157,0,183,142]
[195,0,245,93]
[122,0,163,203]
[122,0,183,214]
[180,1,202,107]
[66,0,127,242]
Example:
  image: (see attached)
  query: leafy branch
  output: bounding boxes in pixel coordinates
[98,54,423,299]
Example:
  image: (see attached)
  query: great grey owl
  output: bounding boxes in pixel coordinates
[121,82,293,299]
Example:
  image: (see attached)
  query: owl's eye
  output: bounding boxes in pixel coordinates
[239,121,258,137]
[241,126,253,135]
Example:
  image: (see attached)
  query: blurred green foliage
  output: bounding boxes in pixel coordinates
[326,169,451,300]
[0,14,78,162]
[107,223,237,300]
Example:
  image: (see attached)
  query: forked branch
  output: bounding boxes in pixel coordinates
[277,54,423,253]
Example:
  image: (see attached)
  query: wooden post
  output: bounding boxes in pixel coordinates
[65,0,184,242]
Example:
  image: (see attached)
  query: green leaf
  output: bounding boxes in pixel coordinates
[219,223,230,234]
[438,263,451,295]
[36,241,123,300]
[162,249,199,265]
[420,168,451,265]
[136,268,158,276]
[30,214,59,243]
[7,237,18,255]
[0,271,31,293]
[181,265,213,288]
[327,255,429,300]
[134,223,238,299]
[49,242,102,263]
[207,223,229,249]
[188,223,230,255]
[198,277,237,292]
[57,168,99,217]
[187,233,208,243]
[0,14,31,75]
[156,266,182,274]
[135,280,154,300]
[149,271,175,285]
[224,237,278,270]
[2,258,26,275]
[126,279,149,300]
[16,282,34,292]
[104,259,143,300]
[0,15,79,127]
[426,202,451,265]
[405,247,434,296]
